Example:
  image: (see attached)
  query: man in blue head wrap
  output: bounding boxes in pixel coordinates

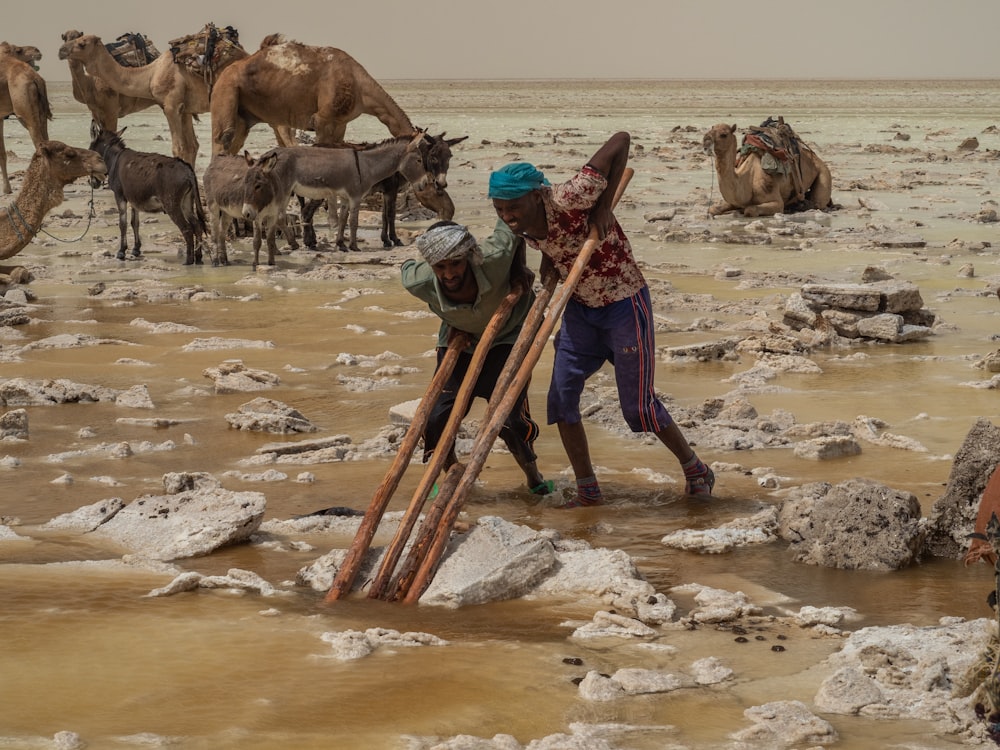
[401,220,553,497]
[487,163,550,200]
[488,134,714,507]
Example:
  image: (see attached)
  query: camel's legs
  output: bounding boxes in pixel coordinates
[0,121,9,194]
[272,126,296,147]
[314,118,347,146]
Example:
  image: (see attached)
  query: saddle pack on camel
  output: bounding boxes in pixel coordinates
[105,33,160,67]
[168,23,243,82]
[737,116,807,202]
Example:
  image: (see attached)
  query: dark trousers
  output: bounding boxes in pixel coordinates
[423,343,540,467]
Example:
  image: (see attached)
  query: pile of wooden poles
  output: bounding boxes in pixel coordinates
[325,168,633,605]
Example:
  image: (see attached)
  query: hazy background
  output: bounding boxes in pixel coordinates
[13,0,1000,81]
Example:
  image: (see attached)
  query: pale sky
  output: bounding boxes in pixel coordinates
[13,0,1000,81]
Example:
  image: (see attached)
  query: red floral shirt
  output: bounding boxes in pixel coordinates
[526,165,646,308]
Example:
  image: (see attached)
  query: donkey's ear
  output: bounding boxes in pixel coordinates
[89,120,101,140]
[260,151,279,171]
[446,135,469,147]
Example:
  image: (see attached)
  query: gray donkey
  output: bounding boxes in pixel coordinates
[88,123,207,264]
[244,132,434,252]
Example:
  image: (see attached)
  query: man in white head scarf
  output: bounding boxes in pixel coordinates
[401,220,554,497]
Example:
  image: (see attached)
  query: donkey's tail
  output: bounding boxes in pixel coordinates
[191,172,209,236]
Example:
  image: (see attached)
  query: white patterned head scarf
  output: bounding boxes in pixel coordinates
[416,223,482,266]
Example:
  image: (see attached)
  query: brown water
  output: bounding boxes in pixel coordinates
[2,80,999,748]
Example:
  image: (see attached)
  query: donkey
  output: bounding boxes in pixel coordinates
[245,132,435,252]
[300,132,466,249]
[88,123,207,264]
[202,151,298,268]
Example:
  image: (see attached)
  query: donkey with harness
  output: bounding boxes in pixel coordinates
[244,132,437,252]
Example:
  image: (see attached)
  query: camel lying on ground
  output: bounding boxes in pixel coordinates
[702,122,833,217]
[0,140,108,281]
[59,30,157,132]
[0,44,53,195]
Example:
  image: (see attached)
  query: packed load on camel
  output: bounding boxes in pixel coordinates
[738,116,811,203]
[702,117,834,217]
[168,23,243,81]
[105,33,160,67]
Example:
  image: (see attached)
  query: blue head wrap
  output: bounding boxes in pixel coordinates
[488,162,549,200]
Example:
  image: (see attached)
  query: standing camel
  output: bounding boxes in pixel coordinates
[0,140,107,280]
[209,35,418,155]
[59,32,295,168]
[0,46,52,195]
[210,35,459,231]
[58,33,244,168]
[0,42,43,69]
[59,30,157,132]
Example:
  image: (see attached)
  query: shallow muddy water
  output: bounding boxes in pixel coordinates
[2,79,1000,748]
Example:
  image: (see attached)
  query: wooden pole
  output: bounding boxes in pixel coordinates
[323,331,470,602]
[397,168,634,603]
[366,287,522,599]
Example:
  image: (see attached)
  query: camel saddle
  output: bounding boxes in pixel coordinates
[736,116,804,176]
[105,33,160,68]
[169,23,243,79]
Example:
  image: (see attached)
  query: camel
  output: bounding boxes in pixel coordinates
[0,46,53,195]
[209,36,419,155]
[60,32,296,167]
[58,32,245,168]
[0,140,107,281]
[59,30,157,132]
[0,42,43,69]
[702,122,833,217]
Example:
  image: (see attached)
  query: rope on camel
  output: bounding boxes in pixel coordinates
[5,184,99,244]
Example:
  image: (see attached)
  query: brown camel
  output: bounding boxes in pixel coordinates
[702,122,833,217]
[58,33,242,168]
[0,46,52,195]
[59,30,157,132]
[0,140,107,281]
[0,42,43,69]
[210,35,418,155]
[59,32,295,167]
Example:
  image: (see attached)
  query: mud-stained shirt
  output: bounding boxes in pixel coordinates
[527,165,646,308]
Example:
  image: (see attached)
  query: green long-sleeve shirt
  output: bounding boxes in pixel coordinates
[401,220,535,350]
